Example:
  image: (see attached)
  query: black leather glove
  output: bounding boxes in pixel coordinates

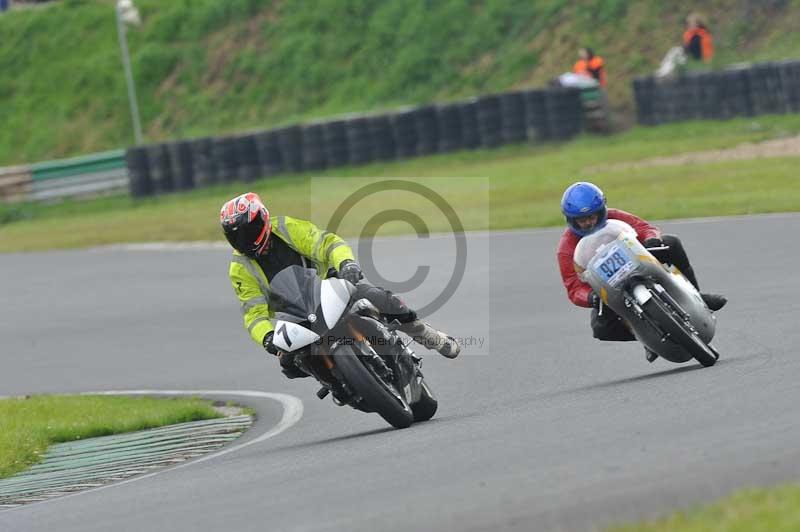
[588,291,601,309]
[642,237,664,249]
[262,331,278,355]
[339,259,363,285]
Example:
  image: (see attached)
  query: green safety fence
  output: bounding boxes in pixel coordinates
[0,149,129,203]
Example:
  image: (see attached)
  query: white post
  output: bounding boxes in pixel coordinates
[116,0,143,145]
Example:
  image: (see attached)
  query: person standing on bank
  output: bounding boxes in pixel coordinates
[683,13,713,63]
[573,47,607,88]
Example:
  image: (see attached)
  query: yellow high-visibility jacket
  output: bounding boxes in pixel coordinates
[228,215,355,345]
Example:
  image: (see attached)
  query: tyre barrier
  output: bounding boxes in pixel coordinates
[275,125,304,173]
[190,137,218,188]
[716,68,752,120]
[476,95,502,148]
[522,89,549,140]
[301,122,327,171]
[436,102,463,153]
[145,143,174,194]
[345,116,373,165]
[545,88,582,140]
[123,87,588,197]
[367,114,396,161]
[212,136,240,183]
[235,134,260,183]
[391,107,419,158]
[499,92,527,144]
[168,140,194,191]
[254,129,283,177]
[414,105,439,156]
[458,99,481,150]
[634,60,800,126]
[322,120,349,169]
[126,145,151,198]
[778,60,800,113]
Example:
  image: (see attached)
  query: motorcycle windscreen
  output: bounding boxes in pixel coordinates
[268,265,322,320]
[573,219,638,271]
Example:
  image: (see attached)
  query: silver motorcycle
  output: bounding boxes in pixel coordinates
[574,220,720,367]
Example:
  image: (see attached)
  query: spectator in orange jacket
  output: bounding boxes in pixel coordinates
[573,47,607,88]
[683,13,713,62]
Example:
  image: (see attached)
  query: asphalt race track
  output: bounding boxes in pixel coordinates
[2,213,800,532]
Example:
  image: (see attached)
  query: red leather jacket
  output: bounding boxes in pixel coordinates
[556,208,661,307]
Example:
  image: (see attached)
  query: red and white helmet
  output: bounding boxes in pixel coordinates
[220,192,271,257]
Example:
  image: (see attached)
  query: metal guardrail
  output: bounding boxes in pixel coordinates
[0,149,128,203]
[0,165,31,202]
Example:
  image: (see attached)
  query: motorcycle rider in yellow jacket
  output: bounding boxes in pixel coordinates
[221,192,460,379]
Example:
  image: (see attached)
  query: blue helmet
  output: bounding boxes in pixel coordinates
[561,182,608,236]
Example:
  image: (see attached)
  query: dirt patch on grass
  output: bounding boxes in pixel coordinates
[587,135,800,173]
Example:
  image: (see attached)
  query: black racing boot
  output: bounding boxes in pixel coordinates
[279,352,310,379]
[700,293,727,312]
[398,320,461,359]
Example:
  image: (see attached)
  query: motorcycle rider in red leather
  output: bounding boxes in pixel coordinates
[556,182,727,362]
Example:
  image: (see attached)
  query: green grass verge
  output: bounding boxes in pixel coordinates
[1,0,799,164]
[608,484,800,532]
[1,114,799,252]
[0,395,221,479]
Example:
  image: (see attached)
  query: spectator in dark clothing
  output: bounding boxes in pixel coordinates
[683,13,713,62]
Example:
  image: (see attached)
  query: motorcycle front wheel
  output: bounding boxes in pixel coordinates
[642,293,719,367]
[331,343,414,429]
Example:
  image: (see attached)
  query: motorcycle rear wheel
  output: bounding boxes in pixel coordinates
[332,343,414,429]
[642,294,719,367]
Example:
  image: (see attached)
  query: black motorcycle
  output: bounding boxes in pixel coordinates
[269,265,438,429]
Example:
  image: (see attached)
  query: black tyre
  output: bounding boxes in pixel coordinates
[332,343,414,429]
[411,380,438,422]
[642,293,718,367]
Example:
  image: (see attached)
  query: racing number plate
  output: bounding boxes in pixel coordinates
[593,242,633,286]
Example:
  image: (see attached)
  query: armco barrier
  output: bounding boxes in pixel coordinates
[30,149,128,201]
[120,86,588,198]
[633,60,800,126]
[0,165,32,202]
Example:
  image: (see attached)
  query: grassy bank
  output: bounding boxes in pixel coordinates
[0,395,221,479]
[609,484,800,532]
[1,114,799,252]
[1,0,799,165]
